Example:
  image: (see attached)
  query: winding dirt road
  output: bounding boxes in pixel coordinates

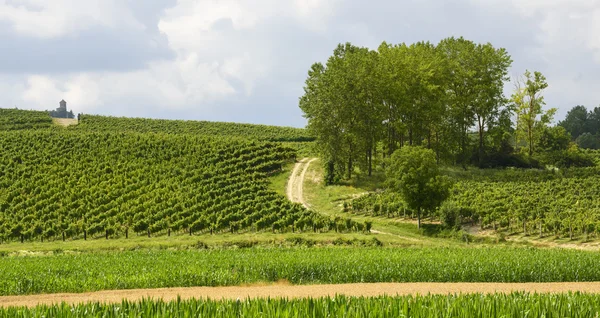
[286,158,317,209]
[3,282,600,307]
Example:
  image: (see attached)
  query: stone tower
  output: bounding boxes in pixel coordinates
[59,100,67,112]
[49,99,74,118]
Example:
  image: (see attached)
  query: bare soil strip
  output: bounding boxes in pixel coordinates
[52,118,78,127]
[3,282,600,308]
[286,158,317,208]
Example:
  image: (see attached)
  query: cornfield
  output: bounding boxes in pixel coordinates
[3,293,600,317]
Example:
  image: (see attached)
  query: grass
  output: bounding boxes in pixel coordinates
[5,293,600,317]
[3,246,600,295]
[0,231,419,254]
[267,162,295,197]
[302,159,465,246]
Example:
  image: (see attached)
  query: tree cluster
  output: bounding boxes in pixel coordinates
[300,37,515,181]
[559,105,600,149]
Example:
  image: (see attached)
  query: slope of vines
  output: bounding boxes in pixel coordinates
[0,108,53,131]
[75,114,314,142]
[350,168,600,239]
[0,130,350,243]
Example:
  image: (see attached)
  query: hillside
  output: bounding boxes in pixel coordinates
[75,114,314,142]
[0,125,329,242]
[0,109,53,131]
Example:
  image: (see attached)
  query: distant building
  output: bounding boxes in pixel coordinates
[49,100,74,119]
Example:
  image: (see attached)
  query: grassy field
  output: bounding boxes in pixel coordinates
[3,246,600,295]
[5,293,600,317]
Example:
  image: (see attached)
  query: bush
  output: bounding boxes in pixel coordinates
[439,201,461,229]
[541,149,595,168]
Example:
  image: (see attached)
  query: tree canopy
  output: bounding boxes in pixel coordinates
[300,37,514,179]
[385,146,452,229]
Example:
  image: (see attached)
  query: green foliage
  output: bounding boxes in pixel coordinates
[386,147,452,228]
[0,108,53,131]
[577,132,600,150]
[511,70,556,157]
[559,105,600,141]
[439,201,462,229]
[540,148,595,168]
[76,114,313,142]
[0,130,338,242]
[300,37,513,180]
[2,247,600,295]
[450,167,600,236]
[5,293,600,317]
[537,126,571,152]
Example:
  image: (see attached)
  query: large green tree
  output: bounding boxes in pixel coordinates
[385,146,452,229]
[511,70,556,157]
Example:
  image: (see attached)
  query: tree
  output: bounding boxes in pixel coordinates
[576,132,600,149]
[385,146,452,229]
[559,105,589,139]
[537,126,571,152]
[471,44,512,165]
[511,70,556,157]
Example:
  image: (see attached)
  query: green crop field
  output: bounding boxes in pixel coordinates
[75,114,314,142]
[2,246,600,295]
[2,108,600,316]
[0,129,354,243]
[348,167,600,240]
[4,293,600,317]
[0,109,53,131]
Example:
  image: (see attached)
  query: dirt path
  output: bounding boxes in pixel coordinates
[3,282,600,307]
[52,118,78,127]
[286,158,317,209]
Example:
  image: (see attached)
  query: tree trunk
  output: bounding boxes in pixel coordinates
[62,231,65,242]
[347,156,352,180]
[126,228,128,239]
[367,148,372,176]
[427,129,431,149]
[478,116,485,167]
[417,208,421,230]
[570,223,573,240]
[84,230,87,241]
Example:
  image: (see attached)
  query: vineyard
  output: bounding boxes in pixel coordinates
[0,109,53,131]
[0,129,356,243]
[4,293,600,317]
[75,114,314,142]
[350,167,600,239]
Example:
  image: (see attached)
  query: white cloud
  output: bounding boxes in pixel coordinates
[0,0,144,38]
[2,0,600,126]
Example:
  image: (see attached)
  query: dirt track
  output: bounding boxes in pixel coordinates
[3,282,600,307]
[286,158,317,209]
[52,118,78,127]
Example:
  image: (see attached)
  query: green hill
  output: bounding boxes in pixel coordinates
[0,108,53,131]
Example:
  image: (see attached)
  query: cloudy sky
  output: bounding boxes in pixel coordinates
[1,0,599,127]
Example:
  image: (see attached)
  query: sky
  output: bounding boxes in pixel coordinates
[1,0,599,127]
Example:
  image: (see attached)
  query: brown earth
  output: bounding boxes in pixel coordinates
[286,158,317,209]
[3,282,600,308]
[52,118,78,127]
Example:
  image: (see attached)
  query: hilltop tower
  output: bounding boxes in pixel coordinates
[59,100,67,112]
[49,99,74,119]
